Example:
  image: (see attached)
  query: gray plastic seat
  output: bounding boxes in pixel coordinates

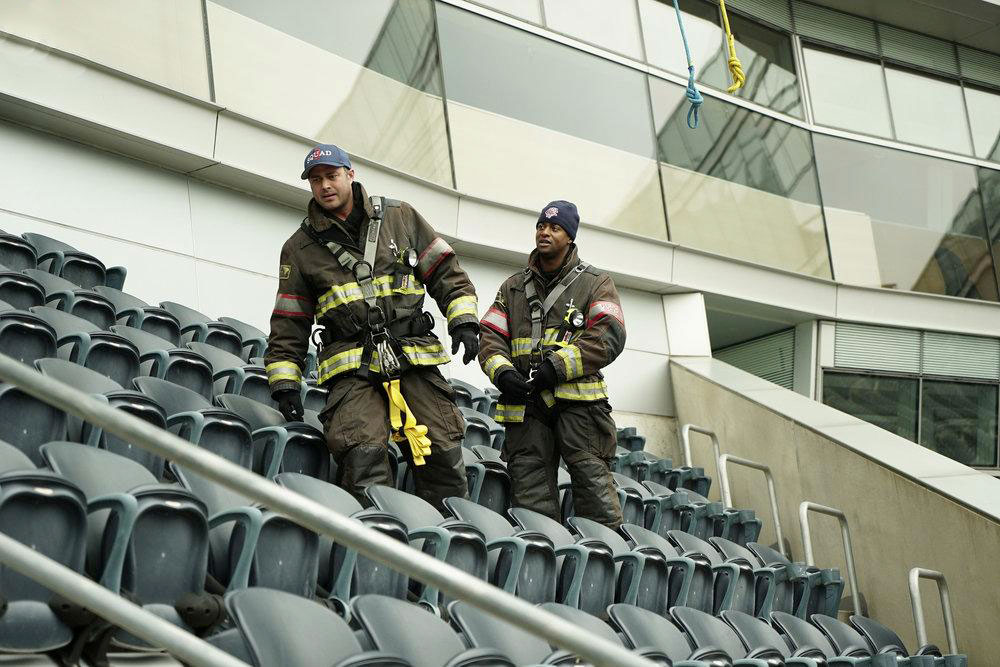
[159,301,243,357]
[188,341,270,406]
[711,537,798,619]
[173,464,318,597]
[722,610,824,666]
[444,496,556,603]
[29,306,140,386]
[36,358,166,476]
[771,611,873,666]
[215,393,328,480]
[94,286,181,345]
[40,444,210,649]
[352,595,514,667]
[0,440,35,474]
[748,542,843,618]
[24,269,116,329]
[468,445,511,513]
[365,485,488,614]
[508,507,615,617]
[133,376,253,467]
[642,481,720,540]
[668,530,753,614]
[850,615,963,666]
[0,382,66,465]
[481,386,499,419]
[0,232,37,271]
[623,450,673,484]
[0,265,44,309]
[274,473,408,609]
[616,426,646,452]
[111,325,213,399]
[0,299,57,365]
[0,469,87,654]
[302,377,329,414]
[22,232,121,289]
[218,316,267,361]
[448,600,576,665]
[612,472,653,526]
[208,588,409,667]
[607,603,709,666]
[671,606,781,667]
[458,406,497,450]
[620,523,713,611]
[449,377,488,413]
[539,602,672,662]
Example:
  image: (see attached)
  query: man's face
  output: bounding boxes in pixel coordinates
[308,165,354,212]
[535,221,570,259]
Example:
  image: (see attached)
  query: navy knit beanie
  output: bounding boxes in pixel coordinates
[538,200,580,240]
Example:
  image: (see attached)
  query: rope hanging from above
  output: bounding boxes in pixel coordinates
[671,0,704,129]
[718,0,746,93]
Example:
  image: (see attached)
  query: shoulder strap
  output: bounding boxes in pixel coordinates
[523,262,589,366]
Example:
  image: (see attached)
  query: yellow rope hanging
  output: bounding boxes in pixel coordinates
[718,0,746,93]
[384,379,432,466]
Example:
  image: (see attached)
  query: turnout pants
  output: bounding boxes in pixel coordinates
[502,399,623,529]
[320,366,469,512]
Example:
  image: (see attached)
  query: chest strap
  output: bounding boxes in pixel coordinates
[523,262,589,367]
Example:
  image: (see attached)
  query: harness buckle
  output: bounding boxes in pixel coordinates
[353,260,374,283]
[367,304,388,331]
[373,330,401,379]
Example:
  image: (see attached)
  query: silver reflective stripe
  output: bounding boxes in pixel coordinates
[417,237,454,279]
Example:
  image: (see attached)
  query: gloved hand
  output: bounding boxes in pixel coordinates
[495,368,533,403]
[450,323,480,365]
[530,359,558,392]
[274,389,304,422]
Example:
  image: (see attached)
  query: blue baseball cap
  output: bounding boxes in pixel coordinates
[301,144,352,179]
[538,200,580,240]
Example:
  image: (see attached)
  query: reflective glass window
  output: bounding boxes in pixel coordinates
[207,0,452,186]
[803,46,892,138]
[822,372,919,441]
[980,167,1000,293]
[814,135,998,301]
[437,4,666,240]
[722,12,802,117]
[920,380,998,467]
[0,0,210,99]
[884,67,972,154]
[965,86,1000,161]
[650,75,831,277]
[640,0,727,82]
[468,0,542,23]
[543,0,643,59]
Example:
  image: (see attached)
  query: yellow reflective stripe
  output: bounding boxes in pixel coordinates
[483,354,514,383]
[494,403,525,423]
[446,295,478,323]
[399,342,449,366]
[552,344,583,379]
[316,342,449,384]
[511,328,571,357]
[553,380,608,401]
[316,275,426,317]
[266,361,302,386]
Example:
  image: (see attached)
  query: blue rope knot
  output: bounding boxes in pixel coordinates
[685,66,703,129]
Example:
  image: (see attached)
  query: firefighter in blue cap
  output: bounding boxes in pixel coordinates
[478,200,626,528]
[265,144,479,510]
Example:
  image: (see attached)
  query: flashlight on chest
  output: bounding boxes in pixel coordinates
[558,306,585,343]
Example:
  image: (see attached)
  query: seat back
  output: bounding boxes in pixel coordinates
[366,484,445,532]
[608,603,694,660]
[0,304,57,364]
[0,234,37,270]
[721,610,792,658]
[352,595,475,667]
[449,378,486,412]
[458,407,493,449]
[218,316,267,360]
[622,524,713,612]
[29,306,139,384]
[133,375,212,415]
[612,472,650,525]
[539,602,621,643]
[811,614,873,657]
[23,233,106,288]
[509,507,573,548]
[770,611,837,659]
[0,270,45,309]
[0,440,35,474]
[671,606,749,660]
[94,286,180,344]
[850,615,909,656]
[226,588,368,667]
[25,269,114,327]
[104,390,168,477]
[37,357,122,442]
[444,496,514,542]
[111,325,214,398]
[161,302,243,356]
[449,600,553,665]
[568,516,629,556]
[0,384,66,464]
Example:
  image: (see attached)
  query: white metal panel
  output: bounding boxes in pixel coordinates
[834,322,921,373]
[715,329,796,389]
[922,331,1000,380]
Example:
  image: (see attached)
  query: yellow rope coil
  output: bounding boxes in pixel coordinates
[383,379,432,466]
[719,0,746,93]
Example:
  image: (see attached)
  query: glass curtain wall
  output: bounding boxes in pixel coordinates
[822,372,919,441]
[650,75,831,277]
[206,0,453,186]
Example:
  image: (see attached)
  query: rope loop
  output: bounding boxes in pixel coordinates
[719,0,746,93]
[685,66,703,129]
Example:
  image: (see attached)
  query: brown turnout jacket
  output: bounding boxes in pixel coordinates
[265,182,478,393]
[478,245,626,422]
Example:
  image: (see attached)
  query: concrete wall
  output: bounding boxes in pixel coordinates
[670,358,1000,665]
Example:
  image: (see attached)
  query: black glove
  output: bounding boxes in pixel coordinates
[450,324,480,365]
[495,369,533,403]
[274,389,304,422]
[530,359,558,392]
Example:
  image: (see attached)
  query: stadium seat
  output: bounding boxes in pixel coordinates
[448,377,488,413]
[508,507,615,617]
[172,464,318,598]
[365,485,488,614]
[132,376,253,467]
[94,285,181,345]
[722,610,825,666]
[607,603,717,666]
[0,231,37,270]
[469,445,512,513]
[40,443,211,649]
[159,301,243,357]
[0,299,57,365]
[619,523,712,611]
[29,306,140,387]
[217,316,267,361]
[111,325,214,399]
[214,393,328,480]
[24,269,116,329]
[444,496,557,603]
[0,439,35,473]
[0,383,67,464]
[642,481,717,539]
[22,233,116,290]
[187,341,271,406]
[274,473,409,608]
[668,530,754,614]
[302,377,328,413]
[352,594,515,667]
[809,615,942,666]
[710,536,798,619]
[616,426,646,452]
[448,600,577,665]
[0,468,87,654]
[747,542,843,618]
[481,386,499,419]
[666,464,712,497]
[622,450,673,484]
[850,615,966,666]
[671,606,784,667]
[771,611,880,666]
[538,602,672,663]
[459,407,503,451]
[0,263,45,309]
[612,472,653,526]
[208,588,409,667]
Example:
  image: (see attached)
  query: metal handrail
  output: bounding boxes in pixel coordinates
[799,501,862,616]
[680,423,722,478]
[0,533,249,667]
[718,454,787,558]
[0,354,657,667]
[909,568,958,655]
